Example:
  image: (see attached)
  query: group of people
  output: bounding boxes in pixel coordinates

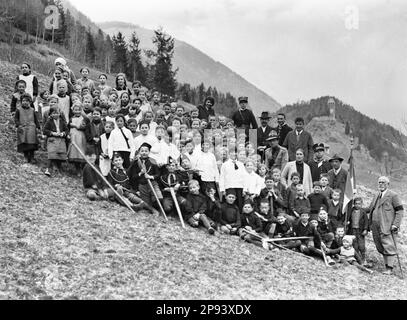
[10,58,404,276]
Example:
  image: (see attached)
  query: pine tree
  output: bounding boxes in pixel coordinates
[85,28,96,65]
[151,27,178,96]
[112,32,128,73]
[345,121,350,135]
[128,31,146,83]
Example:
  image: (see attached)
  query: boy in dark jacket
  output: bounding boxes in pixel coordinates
[239,200,264,247]
[308,181,329,218]
[205,186,222,229]
[258,174,285,215]
[288,184,311,223]
[107,152,157,213]
[316,206,336,248]
[293,210,322,256]
[327,189,343,226]
[184,180,216,235]
[85,107,104,160]
[346,197,369,263]
[159,157,187,216]
[272,212,299,249]
[219,189,241,235]
[255,200,278,237]
[127,143,163,208]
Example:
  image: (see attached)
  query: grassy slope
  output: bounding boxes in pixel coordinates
[1,59,407,300]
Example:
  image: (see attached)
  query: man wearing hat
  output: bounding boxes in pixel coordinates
[327,154,348,199]
[264,133,288,172]
[257,111,274,157]
[309,143,332,182]
[231,96,258,132]
[198,96,216,121]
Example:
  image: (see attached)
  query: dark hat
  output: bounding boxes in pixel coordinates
[112,151,123,160]
[226,189,236,197]
[139,142,152,150]
[259,111,272,119]
[266,132,279,141]
[204,96,215,106]
[319,205,328,211]
[243,199,254,207]
[313,143,325,152]
[238,96,248,103]
[329,154,344,162]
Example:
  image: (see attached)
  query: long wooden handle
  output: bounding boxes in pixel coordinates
[170,187,186,229]
[71,141,136,214]
[147,179,168,221]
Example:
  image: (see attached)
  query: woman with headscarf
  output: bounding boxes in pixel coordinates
[55,57,77,85]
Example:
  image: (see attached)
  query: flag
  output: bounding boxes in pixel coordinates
[343,151,356,214]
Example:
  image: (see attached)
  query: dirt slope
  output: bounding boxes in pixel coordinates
[1,59,407,300]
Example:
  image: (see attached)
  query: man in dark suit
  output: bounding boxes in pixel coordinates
[282,117,314,163]
[231,96,258,131]
[198,96,216,121]
[327,154,348,199]
[257,111,273,160]
[275,113,292,146]
[309,143,332,182]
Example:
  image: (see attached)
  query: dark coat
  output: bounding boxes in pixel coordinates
[274,220,294,238]
[197,105,215,121]
[257,125,273,147]
[275,123,293,147]
[308,193,329,215]
[220,202,241,228]
[231,109,258,130]
[309,159,332,182]
[316,218,336,236]
[327,168,348,195]
[127,157,160,191]
[43,117,69,137]
[184,193,207,220]
[293,221,321,246]
[282,130,314,163]
[241,212,263,233]
[347,208,369,233]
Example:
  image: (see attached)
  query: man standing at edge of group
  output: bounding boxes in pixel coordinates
[275,113,292,147]
[282,117,314,163]
[368,176,404,275]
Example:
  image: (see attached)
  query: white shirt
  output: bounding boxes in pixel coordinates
[19,74,35,98]
[108,127,135,159]
[133,134,158,152]
[150,138,170,166]
[244,171,264,196]
[219,159,246,192]
[196,151,220,183]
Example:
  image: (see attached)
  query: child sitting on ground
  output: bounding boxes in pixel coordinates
[205,186,222,230]
[107,152,157,213]
[255,201,278,237]
[293,210,322,257]
[239,200,265,247]
[184,180,216,235]
[160,157,187,216]
[324,235,372,273]
[82,154,108,201]
[272,212,299,250]
[219,189,241,235]
[258,174,286,218]
[316,206,336,249]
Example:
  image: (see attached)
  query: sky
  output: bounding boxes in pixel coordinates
[68,0,407,130]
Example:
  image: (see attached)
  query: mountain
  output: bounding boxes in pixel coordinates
[98,21,281,115]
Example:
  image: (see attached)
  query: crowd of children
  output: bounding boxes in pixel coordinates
[10,59,375,272]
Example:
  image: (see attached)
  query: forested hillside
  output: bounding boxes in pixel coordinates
[278,96,407,162]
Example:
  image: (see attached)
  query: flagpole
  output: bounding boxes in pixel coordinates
[344,135,355,234]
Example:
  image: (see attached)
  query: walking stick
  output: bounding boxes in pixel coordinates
[391,231,404,279]
[319,248,330,267]
[71,141,136,214]
[147,178,168,222]
[169,187,186,229]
